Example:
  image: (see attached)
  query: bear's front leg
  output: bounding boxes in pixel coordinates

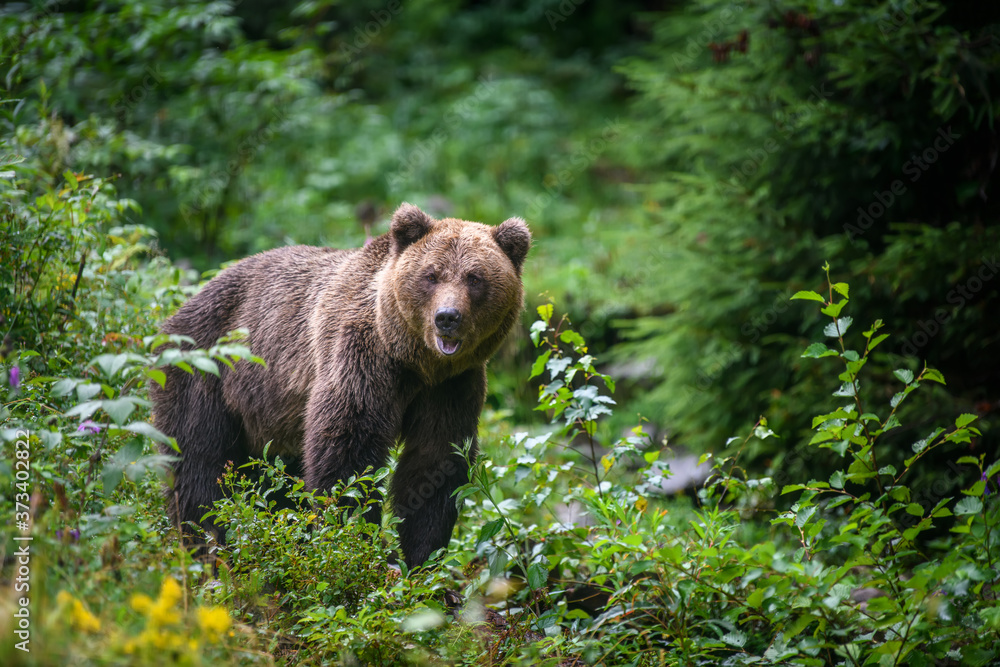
[302,354,406,524]
[394,367,486,567]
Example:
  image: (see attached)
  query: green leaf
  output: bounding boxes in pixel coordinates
[190,356,220,376]
[829,470,845,489]
[77,383,102,401]
[824,316,853,338]
[529,320,547,346]
[529,349,551,380]
[65,400,102,421]
[527,562,548,590]
[893,369,914,385]
[119,421,173,445]
[559,329,586,350]
[867,333,889,350]
[955,413,978,428]
[831,282,849,298]
[795,505,817,528]
[802,343,838,359]
[146,368,167,388]
[791,290,825,303]
[721,630,747,648]
[954,496,983,515]
[51,378,78,397]
[536,303,553,322]
[923,368,946,384]
[477,519,505,545]
[829,439,850,457]
[821,300,847,317]
[905,503,924,517]
[747,588,765,609]
[785,613,816,638]
[102,397,137,425]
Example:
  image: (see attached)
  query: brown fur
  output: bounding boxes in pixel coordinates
[151,203,530,566]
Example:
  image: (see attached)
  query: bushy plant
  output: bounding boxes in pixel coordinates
[456,270,998,665]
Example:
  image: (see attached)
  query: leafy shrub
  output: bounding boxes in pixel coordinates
[456,270,999,665]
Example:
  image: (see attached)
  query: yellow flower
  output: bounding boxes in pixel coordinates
[159,578,183,606]
[129,578,184,628]
[58,590,101,633]
[196,605,231,640]
[130,593,153,613]
[150,597,181,627]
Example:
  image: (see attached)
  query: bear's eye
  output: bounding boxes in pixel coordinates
[426,272,438,285]
[467,274,482,288]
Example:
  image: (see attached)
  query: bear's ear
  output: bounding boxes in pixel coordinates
[391,203,434,254]
[493,217,531,274]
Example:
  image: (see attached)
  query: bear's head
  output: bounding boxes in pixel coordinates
[378,203,531,376]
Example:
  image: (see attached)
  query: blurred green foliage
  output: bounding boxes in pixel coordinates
[610,0,1000,481]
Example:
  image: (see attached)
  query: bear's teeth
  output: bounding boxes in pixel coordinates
[437,337,461,355]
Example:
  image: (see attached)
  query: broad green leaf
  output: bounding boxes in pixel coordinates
[146,368,167,388]
[536,303,553,322]
[52,378,78,397]
[868,333,889,350]
[791,290,825,303]
[956,413,978,428]
[824,316,853,338]
[527,562,548,590]
[802,342,838,358]
[923,368,946,384]
[821,300,847,317]
[477,519,505,545]
[120,421,173,445]
[190,356,220,376]
[559,330,587,351]
[893,369,914,385]
[954,496,983,515]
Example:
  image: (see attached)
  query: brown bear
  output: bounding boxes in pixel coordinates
[151,203,530,567]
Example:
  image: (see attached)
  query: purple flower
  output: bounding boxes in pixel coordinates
[77,420,102,435]
[9,366,19,388]
[55,528,81,543]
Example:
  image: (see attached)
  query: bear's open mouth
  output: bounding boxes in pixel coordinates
[436,336,462,356]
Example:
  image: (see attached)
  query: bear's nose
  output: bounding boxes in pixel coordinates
[435,307,462,332]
